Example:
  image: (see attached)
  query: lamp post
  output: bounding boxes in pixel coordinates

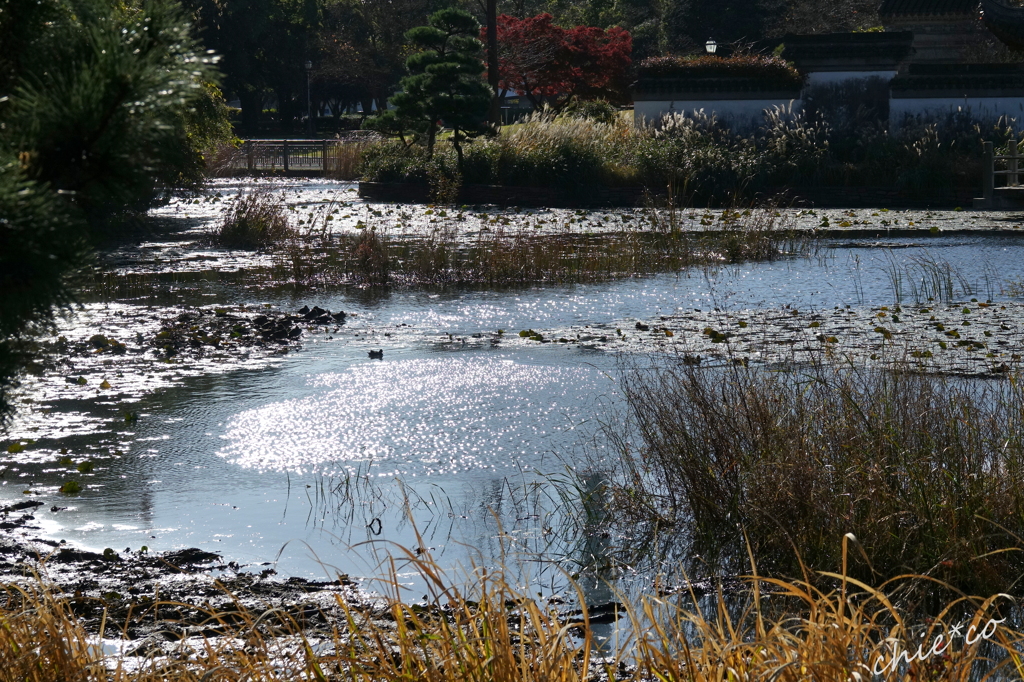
[305,60,314,135]
[705,38,717,55]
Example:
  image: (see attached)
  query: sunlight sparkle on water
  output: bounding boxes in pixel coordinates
[218,356,611,476]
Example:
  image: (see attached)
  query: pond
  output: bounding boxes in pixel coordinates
[5,179,1024,602]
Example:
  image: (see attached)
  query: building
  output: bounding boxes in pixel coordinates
[633,0,1024,131]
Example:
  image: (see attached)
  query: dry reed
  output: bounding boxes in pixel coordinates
[604,358,1024,599]
[279,204,803,288]
[325,142,372,181]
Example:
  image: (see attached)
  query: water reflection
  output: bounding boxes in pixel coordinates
[218,356,614,477]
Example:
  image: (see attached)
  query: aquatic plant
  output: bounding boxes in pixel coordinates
[279,202,803,289]
[350,227,391,285]
[216,190,295,248]
[603,359,1024,597]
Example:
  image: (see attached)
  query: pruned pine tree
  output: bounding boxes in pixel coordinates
[366,8,493,171]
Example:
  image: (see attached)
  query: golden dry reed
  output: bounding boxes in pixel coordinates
[2,539,1023,682]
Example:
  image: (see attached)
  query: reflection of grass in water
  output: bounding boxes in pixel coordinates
[303,462,595,579]
[7,541,1024,681]
[599,357,1024,601]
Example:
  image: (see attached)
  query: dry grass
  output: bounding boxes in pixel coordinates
[202,141,248,178]
[325,142,372,181]
[3,544,1024,682]
[216,189,295,248]
[279,204,804,288]
[604,359,1024,598]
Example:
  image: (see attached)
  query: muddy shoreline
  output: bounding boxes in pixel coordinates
[0,497,376,650]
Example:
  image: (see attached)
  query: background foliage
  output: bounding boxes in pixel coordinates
[176,0,898,134]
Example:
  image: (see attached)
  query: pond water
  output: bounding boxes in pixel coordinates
[5,179,1024,601]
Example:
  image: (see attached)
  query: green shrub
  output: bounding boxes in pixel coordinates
[561,98,618,124]
[360,103,1007,203]
[637,54,805,90]
[362,114,640,191]
[360,141,433,184]
[2,0,226,229]
[0,158,89,428]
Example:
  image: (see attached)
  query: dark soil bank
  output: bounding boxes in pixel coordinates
[0,500,373,646]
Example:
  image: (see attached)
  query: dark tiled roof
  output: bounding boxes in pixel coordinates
[782,31,914,61]
[891,62,1024,92]
[982,0,1024,50]
[879,0,980,17]
[906,61,1023,73]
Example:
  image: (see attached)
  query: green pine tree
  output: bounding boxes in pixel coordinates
[366,8,493,172]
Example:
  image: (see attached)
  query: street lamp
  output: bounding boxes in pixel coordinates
[305,60,314,135]
[705,38,717,55]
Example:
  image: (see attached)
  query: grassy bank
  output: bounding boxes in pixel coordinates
[5,550,1023,681]
[359,109,1013,205]
[603,359,1024,599]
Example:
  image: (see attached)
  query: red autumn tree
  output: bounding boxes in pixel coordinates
[488,14,632,110]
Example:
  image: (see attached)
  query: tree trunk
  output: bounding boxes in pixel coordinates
[238,90,262,136]
[275,88,292,132]
[486,0,500,127]
[452,132,465,173]
[426,124,436,158]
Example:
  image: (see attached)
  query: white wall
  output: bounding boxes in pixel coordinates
[890,97,1024,128]
[635,99,803,131]
[805,70,897,86]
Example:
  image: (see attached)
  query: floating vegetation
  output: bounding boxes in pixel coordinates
[513,301,1024,377]
[58,481,81,495]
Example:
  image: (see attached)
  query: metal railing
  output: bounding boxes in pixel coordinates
[980,140,1023,204]
[241,139,337,173]
[230,139,372,178]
